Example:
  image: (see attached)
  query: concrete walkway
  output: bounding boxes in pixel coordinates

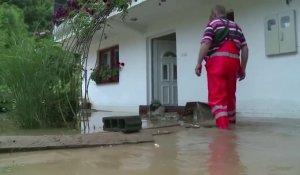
[0,126,180,153]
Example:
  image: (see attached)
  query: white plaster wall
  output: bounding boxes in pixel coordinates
[175,5,211,105]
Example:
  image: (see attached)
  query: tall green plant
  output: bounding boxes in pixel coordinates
[0,38,80,128]
[0,85,11,112]
[0,4,26,114]
[0,4,80,128]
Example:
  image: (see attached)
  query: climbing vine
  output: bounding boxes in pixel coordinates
[53,0,132,130]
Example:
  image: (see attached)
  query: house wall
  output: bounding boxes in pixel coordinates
[86,24,147,112]
[88,0,300,118]
[227,0,300,118]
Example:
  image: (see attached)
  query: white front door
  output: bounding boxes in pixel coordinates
[153,40,178,106]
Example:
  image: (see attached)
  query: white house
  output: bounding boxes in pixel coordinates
[85,0,300,118]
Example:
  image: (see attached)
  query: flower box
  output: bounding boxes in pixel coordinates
[91,66,121,84]
[96,75,119,84]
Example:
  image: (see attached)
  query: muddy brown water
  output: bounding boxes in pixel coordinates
[1,117,300,175]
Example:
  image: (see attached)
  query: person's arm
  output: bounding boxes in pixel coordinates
[196,19,215,77]
[239,45,249,81]
[195,42,211,76]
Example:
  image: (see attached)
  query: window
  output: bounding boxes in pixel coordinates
[163,51,176,58]
[281,16,290,28]
[97,45,119,84]
[162,64,169,81]
[267,19,277,31]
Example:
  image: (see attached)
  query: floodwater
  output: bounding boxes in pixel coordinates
[80,111,179,133]
[1,117,300,175]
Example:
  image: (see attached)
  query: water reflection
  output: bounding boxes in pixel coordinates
[80,111,139,133]
[208,130,244,175]
[175,129,210,174]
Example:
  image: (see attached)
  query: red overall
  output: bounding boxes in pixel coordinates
[206,40,241,129]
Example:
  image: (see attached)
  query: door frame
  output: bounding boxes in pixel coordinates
[146,30,176,106]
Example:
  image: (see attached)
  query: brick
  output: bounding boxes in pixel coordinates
[103,115,142,133]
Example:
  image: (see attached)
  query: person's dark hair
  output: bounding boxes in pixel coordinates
[213,5,226,16]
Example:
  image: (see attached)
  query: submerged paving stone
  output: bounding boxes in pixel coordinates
[103,115,142,133]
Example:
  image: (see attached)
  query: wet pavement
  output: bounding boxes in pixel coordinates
[1,117,300,175]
